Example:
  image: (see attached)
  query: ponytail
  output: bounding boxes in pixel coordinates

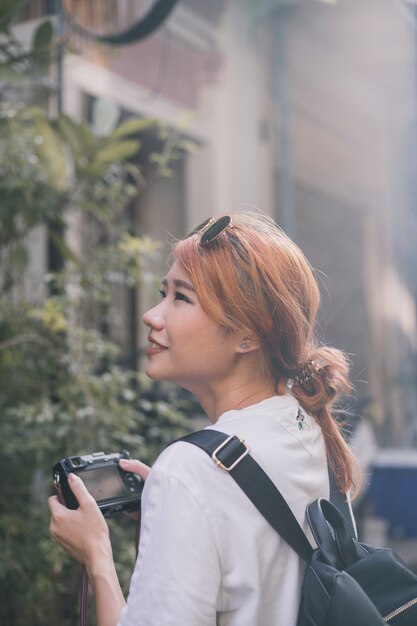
[278,346,361,495]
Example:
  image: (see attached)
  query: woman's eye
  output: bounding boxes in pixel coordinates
[175,291,191,303]
[159,289,190,303]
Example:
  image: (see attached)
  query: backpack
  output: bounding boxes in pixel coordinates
[179,429,417,626]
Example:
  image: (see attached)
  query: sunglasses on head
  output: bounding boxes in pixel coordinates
[189,215,233,245]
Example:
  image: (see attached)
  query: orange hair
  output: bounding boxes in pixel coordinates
[173,212,360,494]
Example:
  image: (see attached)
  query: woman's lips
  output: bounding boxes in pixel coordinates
[145,341,168,357]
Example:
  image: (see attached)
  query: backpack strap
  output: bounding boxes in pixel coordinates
[329,470,357,539]
[178,429,313,562]
[178,428,357,559]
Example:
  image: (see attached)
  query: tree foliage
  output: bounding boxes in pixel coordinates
[0,5,196,625]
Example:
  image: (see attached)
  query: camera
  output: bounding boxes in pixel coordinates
[53,450,143,516]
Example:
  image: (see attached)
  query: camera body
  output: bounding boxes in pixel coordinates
[53,450,143,516]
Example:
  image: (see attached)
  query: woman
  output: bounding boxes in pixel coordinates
[48,212,359,626]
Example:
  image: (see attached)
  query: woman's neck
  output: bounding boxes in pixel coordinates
[197,379,278,424]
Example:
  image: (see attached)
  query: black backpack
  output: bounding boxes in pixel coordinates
[179,429,417,626]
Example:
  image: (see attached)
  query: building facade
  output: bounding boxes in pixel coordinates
[14,0,417,447]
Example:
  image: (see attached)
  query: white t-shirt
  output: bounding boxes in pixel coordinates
[117,395,329,626]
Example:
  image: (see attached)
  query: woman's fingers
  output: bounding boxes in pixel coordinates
[48,474,110,566]
[67,472,96,506]
[119,458,151,480]
[48,473,94,515]
[48,493,64,516]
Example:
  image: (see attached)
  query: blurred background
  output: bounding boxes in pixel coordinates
[1,0,417,624]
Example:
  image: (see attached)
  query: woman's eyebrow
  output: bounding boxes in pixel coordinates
[161,277,196,292]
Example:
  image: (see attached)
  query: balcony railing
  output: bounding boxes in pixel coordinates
[16,0,54,22]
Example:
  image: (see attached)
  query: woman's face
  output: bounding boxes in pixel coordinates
[142,261,240,392]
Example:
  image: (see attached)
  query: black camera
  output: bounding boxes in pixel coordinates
[53,450,143,516]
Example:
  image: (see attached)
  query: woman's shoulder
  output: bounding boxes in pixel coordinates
[151,436,218,483]
[141,436,227,523]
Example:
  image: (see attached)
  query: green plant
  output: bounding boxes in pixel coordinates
[0,4,197,624]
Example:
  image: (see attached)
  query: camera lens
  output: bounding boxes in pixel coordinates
[70,457,83,467]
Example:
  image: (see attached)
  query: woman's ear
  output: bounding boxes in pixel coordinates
[236,335,260,354]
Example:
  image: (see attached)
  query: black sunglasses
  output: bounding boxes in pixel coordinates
[189,215,233,245]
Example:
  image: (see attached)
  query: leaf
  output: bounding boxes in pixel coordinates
[93,140,141,166]
[0,66,33,86]
[48,229,79,264]
[109,117,156,141]
[148,153,163,164]
[32,21,53,54]
[57,115,83,158]
[58,116,97,156]
[75,122,97,152]
[177,139,198,154]
[29,299,68,333]
[78,199,114,223]
[20,106,48,120]
[33,118,74,192]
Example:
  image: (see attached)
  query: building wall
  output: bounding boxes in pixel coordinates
[13,0,417,443]
[278,0,417,443]
[60,0,277,363]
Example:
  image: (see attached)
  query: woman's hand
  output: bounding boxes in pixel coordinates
[49,475,126,626]
[119,458,151,519]
[48,473,112,571]
[119,457,151,480]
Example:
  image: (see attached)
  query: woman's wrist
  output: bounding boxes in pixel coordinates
[85,537,115,579]
[87,555,126,626]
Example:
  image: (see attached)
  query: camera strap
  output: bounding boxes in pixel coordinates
[80,566,89,626]
[79,512,141,626]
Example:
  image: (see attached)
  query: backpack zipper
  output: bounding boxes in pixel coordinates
[384,596,417,622]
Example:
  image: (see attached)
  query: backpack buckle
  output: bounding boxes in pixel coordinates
[211,435,250,471]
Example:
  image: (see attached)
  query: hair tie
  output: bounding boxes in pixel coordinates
[286,359,321,390]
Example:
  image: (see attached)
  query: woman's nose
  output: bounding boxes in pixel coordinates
[143,306,164,329]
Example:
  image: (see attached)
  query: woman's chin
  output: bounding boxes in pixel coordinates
[144,368,158,380]
[144,364,168,381]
